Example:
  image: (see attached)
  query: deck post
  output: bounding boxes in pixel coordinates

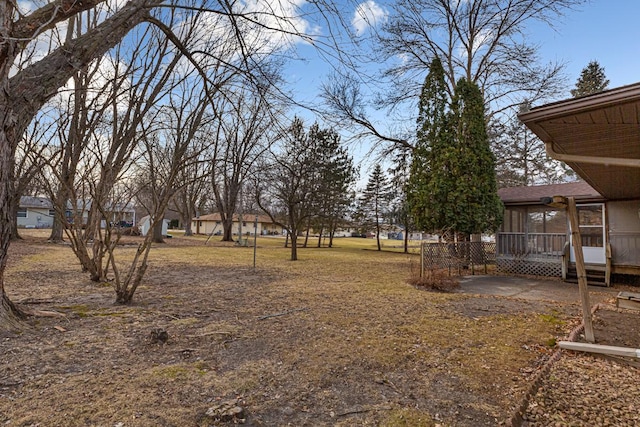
[567,197,595,343]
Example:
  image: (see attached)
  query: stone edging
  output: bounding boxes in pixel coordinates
[504,303,605,426]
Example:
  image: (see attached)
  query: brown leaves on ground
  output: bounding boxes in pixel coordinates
[0,230,636,426]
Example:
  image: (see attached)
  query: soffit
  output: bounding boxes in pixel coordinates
[519,83,640,200]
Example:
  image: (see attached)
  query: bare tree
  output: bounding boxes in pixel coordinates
[171,147,211,236]
[492,102,574,187]
[0,0,361,325]
[0,0,165,326]
[122,78,215,303]
[256,117,318,261]
[210,75,280,241]
[322,0,583,152]
[38,15,186,283]
[10,112,56,240]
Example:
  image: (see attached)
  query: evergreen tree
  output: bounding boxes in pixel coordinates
[359,164,391,251]
[309,124,357,248]
[406,57,450,233]
[443,79,503,237]
[389,146,413,253]
[407,60,503,240]
[571,60,610,98]
[256,117,317,261]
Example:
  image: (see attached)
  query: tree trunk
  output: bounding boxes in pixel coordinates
[152,219,164,244]
[303,222,310,248]
[404,228,409,254]
[317,225,323,248]
[49,186,67,242]
[180,208,193,236]
[49,215,64,242]
[0,119,25,328]
[8,191,21,241]
[222,216,233,241]
[290,233,298,260]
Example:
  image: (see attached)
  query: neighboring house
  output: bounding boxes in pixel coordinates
[18,196,55,228]
[139,215,170,237]
[191,213,284,236]
[66,200,136,228]
[499,82,640,284]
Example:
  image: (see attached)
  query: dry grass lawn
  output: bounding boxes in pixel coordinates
[0,230,579,426]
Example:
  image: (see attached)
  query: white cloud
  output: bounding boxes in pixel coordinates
[457,28,494,59]
[352,0,387,36]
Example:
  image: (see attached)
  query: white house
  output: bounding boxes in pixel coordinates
[18,196,55,228]
[191,213,284,236]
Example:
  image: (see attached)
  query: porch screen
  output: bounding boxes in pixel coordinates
[501,207,566,234]
[607,200,640,266]
[499,207,567,257]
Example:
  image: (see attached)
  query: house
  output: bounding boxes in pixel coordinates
[18,196,55,228]
[497,82,640,283]
[191,213,284,236]
[63,199,136,228]
[497,181,613,278]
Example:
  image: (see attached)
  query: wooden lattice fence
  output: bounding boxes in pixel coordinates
[420,242,496,276]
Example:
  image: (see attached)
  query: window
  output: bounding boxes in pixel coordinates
[17,208,27,218]
[49,209,56,217]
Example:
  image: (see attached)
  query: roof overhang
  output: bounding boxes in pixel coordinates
[519,82,640,200]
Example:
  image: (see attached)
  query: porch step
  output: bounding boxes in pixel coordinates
[565,266,607,287]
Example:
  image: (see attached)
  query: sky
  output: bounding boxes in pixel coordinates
[533,0,640,95]
[279,0,640,179]
[286,0,640,110]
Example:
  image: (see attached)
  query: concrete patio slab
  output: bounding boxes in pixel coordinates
[457,275,619,304]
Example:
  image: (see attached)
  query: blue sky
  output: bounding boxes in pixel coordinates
[279,0,640,179]
[286,0,640,110]
[533,0,640,95]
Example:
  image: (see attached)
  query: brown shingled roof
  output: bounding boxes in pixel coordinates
[498,181,604,205]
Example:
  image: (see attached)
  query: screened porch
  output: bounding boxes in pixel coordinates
[497,206,568,276]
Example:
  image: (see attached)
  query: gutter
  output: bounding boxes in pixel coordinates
[559,341,640,359]
[545,142,640,168]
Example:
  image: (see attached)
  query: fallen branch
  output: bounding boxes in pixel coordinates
[338,406,392,417]
[185,331,233,338]
[257,308,308,321]
[18,298,54,304]
[24,308,67,319]
[0,381,23,388]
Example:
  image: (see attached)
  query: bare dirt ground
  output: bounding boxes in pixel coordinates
[0,231,638,426]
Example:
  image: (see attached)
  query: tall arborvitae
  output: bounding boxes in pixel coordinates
[442,78,503,237]
[406,57,450,233]
[571,60,609,98]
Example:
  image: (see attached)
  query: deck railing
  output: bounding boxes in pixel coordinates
[609,232,640,266]
[496,232,567,260]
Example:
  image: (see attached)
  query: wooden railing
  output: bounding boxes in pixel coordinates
[496,232,567,259]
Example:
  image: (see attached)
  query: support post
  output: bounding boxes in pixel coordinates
[253,215,258,269]
[567,197,595,343]
[420,242,424,278]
